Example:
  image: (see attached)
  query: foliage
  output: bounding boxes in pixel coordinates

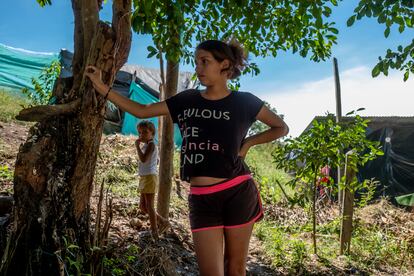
[245,143,293,204]
[99,167,137,198]
[0,165,13,182]
[347,0,414,81]
[272,111,383,253]
[59,237,91,276]
[0,90,27,122]
[132,0,340,68]
[36,0,52,7]
[255,210,414,273]
[356,178,379,208]
[273,112,383,194]
[21,60,61,106]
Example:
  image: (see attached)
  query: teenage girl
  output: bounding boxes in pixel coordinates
[85,39,288,276]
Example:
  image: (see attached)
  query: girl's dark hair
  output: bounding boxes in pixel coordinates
[137,120,156,134]
[196,39,247,79]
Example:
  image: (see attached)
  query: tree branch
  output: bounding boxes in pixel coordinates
[16,99,81,122]
[81,0,99,63]
[112,0,132,71]
[71,0,84,84]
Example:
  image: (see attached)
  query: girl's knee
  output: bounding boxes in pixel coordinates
[225,259,246,276]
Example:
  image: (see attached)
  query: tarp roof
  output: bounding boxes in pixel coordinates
[302,116,414,135]
[0,43,59,90]
[59,49,198,95]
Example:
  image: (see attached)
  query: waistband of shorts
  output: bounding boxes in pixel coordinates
[189,174,252,195]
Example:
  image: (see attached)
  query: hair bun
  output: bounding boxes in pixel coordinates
[227,40,247,79]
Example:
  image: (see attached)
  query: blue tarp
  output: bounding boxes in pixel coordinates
[0,43,58,91]
[121,81,182,147]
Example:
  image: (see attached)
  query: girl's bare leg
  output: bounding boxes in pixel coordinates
[224,223,254,276]
[192,228,225,276]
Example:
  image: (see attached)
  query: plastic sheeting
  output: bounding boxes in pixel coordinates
[59,49,198,94]
[121,64,197,94]
[358,120,414,201]
[0,43,58,90]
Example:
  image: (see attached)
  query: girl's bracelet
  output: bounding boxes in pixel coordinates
[104,86,112,101]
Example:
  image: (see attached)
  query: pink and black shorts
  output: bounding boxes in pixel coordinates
[188,174,263,232]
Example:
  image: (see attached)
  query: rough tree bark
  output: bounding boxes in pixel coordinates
[157,60,179,219]
[0,1,131,275]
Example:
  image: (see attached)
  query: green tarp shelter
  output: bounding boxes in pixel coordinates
[121,81,182,147]
[0,43,58,91]
[0,44,191,147]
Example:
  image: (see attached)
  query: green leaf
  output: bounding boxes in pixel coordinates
[346,15,356,27]
[403,71,409,81]
[36,0,52,7]
[329,27,339,34]
[384,27,390,38]
[372,64,381,77]
[378,14,387,24]
[147,51,157,58]
[147,46,156,52]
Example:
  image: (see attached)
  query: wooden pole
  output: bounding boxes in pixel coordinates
[340,150,356,255]
[333,57,344,208]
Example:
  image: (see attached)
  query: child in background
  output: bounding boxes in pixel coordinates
[136,120,168,240]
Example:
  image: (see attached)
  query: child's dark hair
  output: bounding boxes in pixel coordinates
[137,120,156,134]
[196,39,247,79]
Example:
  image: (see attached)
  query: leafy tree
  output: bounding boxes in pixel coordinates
[1,0,132,275]
[273,112,383,255]
[132,0,341,217]
[347,0,414,81]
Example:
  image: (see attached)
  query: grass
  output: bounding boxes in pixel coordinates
[245,143,294,203]
[0,89,28,122]
[254,204,414,274]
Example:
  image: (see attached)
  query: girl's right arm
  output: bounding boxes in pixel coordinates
[85,65,169,118]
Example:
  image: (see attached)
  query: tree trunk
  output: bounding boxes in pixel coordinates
[312,166,319,256]
[0,1,131,275]
[157,60,179,219]
[340,151,356,255]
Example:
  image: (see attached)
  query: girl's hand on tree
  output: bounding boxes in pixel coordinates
[85,65,104,90]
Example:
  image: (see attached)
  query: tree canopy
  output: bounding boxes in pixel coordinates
[347,0,414,81]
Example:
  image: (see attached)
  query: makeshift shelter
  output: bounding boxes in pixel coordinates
[0,43,58,91]
[302,116,414,204]
[60,49,196,145]
[121,81,182,146]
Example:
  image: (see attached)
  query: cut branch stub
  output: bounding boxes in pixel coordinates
[16,99,81,122]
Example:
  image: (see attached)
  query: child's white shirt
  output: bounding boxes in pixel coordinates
[138,140,158,176]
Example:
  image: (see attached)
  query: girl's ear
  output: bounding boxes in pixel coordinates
[221,59,230,70]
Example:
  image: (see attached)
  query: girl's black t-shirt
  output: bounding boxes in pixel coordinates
[165,89,264,182]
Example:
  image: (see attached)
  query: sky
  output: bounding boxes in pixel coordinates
[0,0,413,136]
